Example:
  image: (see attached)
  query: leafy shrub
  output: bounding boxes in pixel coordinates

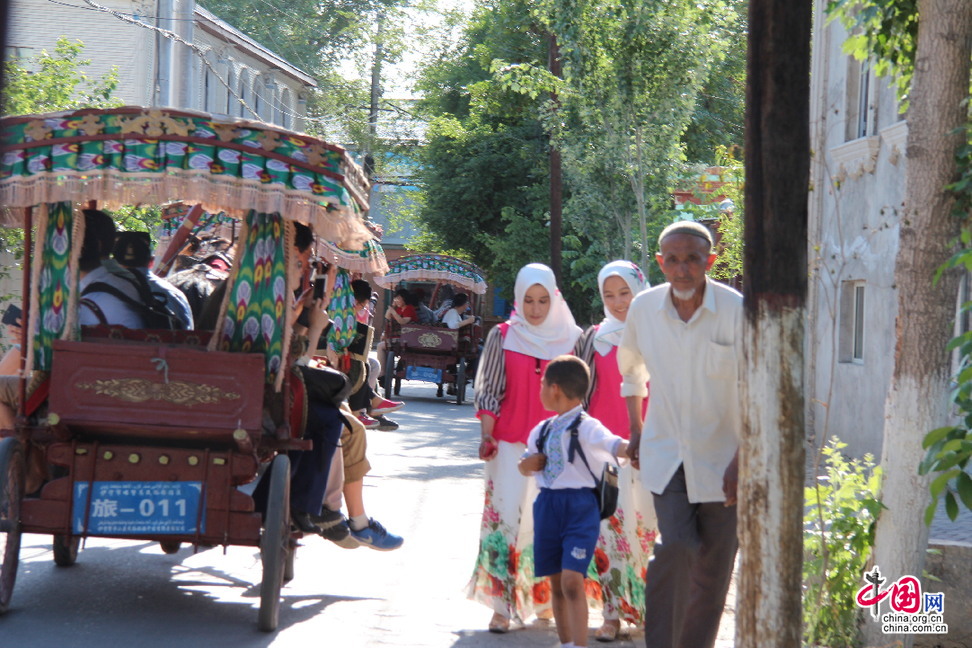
[803,437,884,648]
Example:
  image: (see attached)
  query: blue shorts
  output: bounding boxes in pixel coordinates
[533,488,601,577]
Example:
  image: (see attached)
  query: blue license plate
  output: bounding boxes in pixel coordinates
[405,365,443,383]
[72,481,205,535]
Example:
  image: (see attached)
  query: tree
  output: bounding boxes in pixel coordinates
[736,1,811,645]
[0,37,124,277]
[828,1,972,646]
[537,0,738,271]
[865,3,972,646]
[1,37,121,115]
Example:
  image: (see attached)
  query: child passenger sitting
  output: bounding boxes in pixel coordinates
[518,355,628,648]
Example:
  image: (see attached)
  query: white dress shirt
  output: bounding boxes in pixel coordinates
[618,276,742,502]
[524,405,624,490]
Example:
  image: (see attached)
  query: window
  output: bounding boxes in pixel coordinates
[225,66,236,115]
[845,58,874,141]
[279,89,292,129]
[238,69,250,118]
[839,280,866,363]
[4,46,32,61]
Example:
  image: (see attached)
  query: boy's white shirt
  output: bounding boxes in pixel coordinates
[524,404,625,489]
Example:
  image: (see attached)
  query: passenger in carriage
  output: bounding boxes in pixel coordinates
[77,209,149,329]
[0,209,145,430]
[348,279,403,430]
[442,293,476,330]
[112,231,194,329]
[286,224,403,551]
[432,283,456,322]
[376,288,416,383]
[412,288,436,325]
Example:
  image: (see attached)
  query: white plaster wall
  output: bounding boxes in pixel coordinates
[808,1,907,460]
[8,0,309,129]
[8,0,157,107]
[193,28,308,130]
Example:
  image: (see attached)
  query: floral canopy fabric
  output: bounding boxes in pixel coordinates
[375,254,487,294]
[0,106,372,247]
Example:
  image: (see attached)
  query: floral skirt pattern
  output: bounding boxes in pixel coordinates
[586,463,658,626]
[466,441,551,622]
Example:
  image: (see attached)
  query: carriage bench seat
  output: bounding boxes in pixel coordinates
[48,339,265,445]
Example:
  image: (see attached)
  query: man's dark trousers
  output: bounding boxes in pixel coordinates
[643,465,737,648]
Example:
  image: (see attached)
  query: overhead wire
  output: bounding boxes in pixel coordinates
[41,0,427,135]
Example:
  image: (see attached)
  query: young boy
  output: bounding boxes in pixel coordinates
[519,355,628,648]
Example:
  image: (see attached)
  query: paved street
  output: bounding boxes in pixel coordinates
[1,378,734,648]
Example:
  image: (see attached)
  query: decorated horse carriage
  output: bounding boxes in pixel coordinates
[374,254,486,405]
[0,106,382,630]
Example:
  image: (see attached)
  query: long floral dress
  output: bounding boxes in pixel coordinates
[581,325,658,626]
[466,323,558,622]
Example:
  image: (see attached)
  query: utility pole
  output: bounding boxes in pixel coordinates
[368,12,385,155]
[736,1,811,646]
[548,32,563,287]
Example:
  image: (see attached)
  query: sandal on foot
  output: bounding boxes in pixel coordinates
[595,620,620,642]
[488,612,511,634]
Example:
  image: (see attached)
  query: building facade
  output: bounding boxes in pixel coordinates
[6,0,315,130]
[807,0,911,459]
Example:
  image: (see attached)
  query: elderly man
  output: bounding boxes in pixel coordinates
[618,220,742,648]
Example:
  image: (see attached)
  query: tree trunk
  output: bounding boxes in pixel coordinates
[549,33,563,286]
[737,1,811,646]
[865,3,972,647]
[368,13,385,144]
[631,124,650,272]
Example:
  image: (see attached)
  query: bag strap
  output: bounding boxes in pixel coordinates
[565,412,599,484]
[536,420,551,455]
[79,297,109,326]
[83,271,178,329]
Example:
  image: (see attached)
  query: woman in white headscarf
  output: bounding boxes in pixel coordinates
[466,263,583,633]
[578,260,658,642]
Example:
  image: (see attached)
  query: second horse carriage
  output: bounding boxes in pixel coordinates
[375,254,487,405]
[0,106,383,630]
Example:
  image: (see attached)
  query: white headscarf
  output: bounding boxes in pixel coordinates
[593,260,648,356]
[504,263,582,360]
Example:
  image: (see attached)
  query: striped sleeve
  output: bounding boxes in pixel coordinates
[474,325,506,419]
[577,326,598,406]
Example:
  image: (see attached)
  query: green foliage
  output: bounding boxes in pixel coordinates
[110,205,164,242]
[921,229,972,524]
[680,1,747,162]
[1,37,122,115]
[825,0,919,110]
[0,37,123,303]
[803,437,884,648]
[199,0,404,75]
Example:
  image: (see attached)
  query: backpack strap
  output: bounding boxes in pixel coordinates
[83,270,179,329]
[536,419,552,454]
[82,281,146,316]
[79,297,109,326]
[565,412,599,483]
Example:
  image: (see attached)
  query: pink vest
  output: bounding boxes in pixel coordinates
[587,342,649,440]
[492,323,556,445]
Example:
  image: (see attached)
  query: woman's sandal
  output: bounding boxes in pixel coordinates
[488,612,511,634]
[595,619,621,642]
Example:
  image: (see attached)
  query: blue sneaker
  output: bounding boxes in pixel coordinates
[350,518,404,551]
